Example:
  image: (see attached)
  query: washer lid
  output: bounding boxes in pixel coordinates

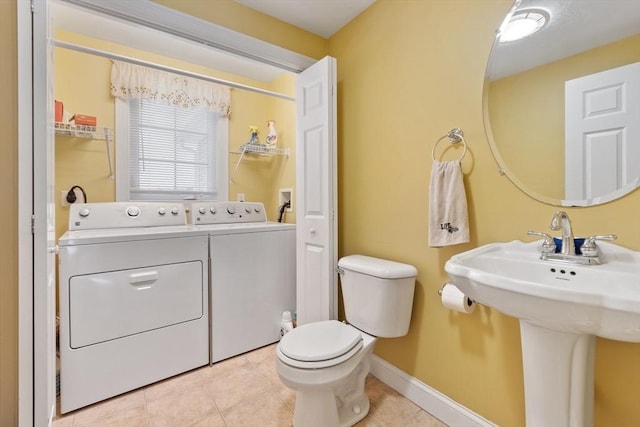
[279,320,362,362]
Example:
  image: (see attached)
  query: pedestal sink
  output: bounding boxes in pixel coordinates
[444,240,640,427]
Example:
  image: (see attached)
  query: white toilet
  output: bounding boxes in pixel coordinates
[276,255,417,427]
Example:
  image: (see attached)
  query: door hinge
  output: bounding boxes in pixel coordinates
[31,215,35,234]
[31,0,35,13]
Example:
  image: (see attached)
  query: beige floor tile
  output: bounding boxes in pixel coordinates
[143,367,208,402]
[401,410,449,427]
[251,348,282,385]
[71,390,145,426]
[244,343,277,364]
[365,377,421,425]
[189,412,228,427]
[204,368,277,411]
[277,386,297,412]
[75,404,149,427]
[221,391,292,427]
[146,383,218,427]
[202,354,252,381]
[52,414,74,427]
[354,413,385,426]
[250,342,299,403]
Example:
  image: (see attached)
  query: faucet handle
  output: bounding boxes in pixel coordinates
[580,234,618,257]
[527,231,557,253]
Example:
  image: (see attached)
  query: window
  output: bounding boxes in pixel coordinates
[116,97,228,201]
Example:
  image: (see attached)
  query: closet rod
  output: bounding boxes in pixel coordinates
[54,40,296,101]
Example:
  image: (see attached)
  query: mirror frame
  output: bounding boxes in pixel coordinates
[482,1,640,207]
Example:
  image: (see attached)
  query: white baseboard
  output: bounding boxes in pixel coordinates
[369,355,497,427]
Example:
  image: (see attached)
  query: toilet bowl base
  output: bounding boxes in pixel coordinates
[292,389,369,427]
[337,392,369,427]
[290,348,372,427]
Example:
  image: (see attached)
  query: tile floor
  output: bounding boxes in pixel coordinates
[53,343,448,427]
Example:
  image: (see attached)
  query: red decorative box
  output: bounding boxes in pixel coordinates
[54,101,63,122]
[70,114,97,127]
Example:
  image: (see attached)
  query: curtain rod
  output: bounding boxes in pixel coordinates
[53,40,296,102]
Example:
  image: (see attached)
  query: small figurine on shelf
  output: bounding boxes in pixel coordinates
[248,125,259,144]
[266,120,278,148]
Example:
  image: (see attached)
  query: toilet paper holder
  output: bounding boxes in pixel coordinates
[438,284,476,305]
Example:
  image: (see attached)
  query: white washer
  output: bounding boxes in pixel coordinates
[58,202,209,414]
[190,201,296,363]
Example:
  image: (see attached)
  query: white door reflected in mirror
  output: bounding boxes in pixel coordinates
[565,62,640,202]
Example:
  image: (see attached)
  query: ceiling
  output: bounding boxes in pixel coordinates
[53,0,375,83]
[488,0,640,80]
[233,0,375,38]
[54,0,639,83]
[53,2,289,82]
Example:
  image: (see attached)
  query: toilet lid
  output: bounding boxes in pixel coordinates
[279,320,362,362]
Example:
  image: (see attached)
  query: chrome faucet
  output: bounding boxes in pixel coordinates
[528,211,618,265]
[549,211,575,255]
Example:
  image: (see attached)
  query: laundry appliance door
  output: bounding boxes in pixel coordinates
[210,227,296,362]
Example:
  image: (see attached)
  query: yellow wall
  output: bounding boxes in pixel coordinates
[55,41,116,240]
[329,1,640,426]
[0,1,18,425]
[227,79,296,221]
[54,31,295,239]
[488,34,640,199]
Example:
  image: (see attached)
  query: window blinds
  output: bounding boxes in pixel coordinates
[128,98,218,200]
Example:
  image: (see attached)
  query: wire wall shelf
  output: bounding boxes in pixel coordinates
[230,143,290,183]
[54,122,114,179]
[230,143,290,156]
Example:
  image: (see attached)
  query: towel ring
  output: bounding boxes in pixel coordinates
[432,128,467,162]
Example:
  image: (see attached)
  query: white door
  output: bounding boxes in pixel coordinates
[295,56,337,325]
[31,0,57,425]
[565,62,640,201]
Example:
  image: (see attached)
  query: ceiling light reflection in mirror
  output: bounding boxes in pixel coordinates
[499,9,549,43]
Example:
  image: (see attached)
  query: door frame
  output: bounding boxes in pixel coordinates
[17,0,36,424]
[20,0,57,424]
[23,1,336,424]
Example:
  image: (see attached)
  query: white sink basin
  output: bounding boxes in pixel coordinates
[445,240,640,342]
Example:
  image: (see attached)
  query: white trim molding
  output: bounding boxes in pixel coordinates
[59,0,316,73]
[17,0,34,424]
[370,355,497,427]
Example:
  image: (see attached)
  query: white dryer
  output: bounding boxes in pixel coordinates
[58,202,209,413]
[190,201,296,363]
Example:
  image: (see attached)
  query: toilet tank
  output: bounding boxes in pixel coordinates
[338,255,417,338]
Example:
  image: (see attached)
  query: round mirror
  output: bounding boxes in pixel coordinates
[484,0,640,206]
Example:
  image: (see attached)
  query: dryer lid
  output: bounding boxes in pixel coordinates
[279,320,362,362]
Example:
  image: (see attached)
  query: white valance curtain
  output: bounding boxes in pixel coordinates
[110,60,231,117]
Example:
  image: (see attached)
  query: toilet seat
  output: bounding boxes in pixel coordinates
[278,320,363,369]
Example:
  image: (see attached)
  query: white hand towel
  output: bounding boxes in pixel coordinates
[429,160,470,247]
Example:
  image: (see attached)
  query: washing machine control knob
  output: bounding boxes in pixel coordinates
[126,206,141,217]
[79,208,90,218]
[158,208,166,216]
[254,207,261,213]
[245,207,252,214]
[227,206,236,214]
[171,207,180,215]
[198,207,206,215]
[209,207,217,214]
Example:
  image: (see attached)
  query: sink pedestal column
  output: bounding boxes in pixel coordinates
[520,321,595,427]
